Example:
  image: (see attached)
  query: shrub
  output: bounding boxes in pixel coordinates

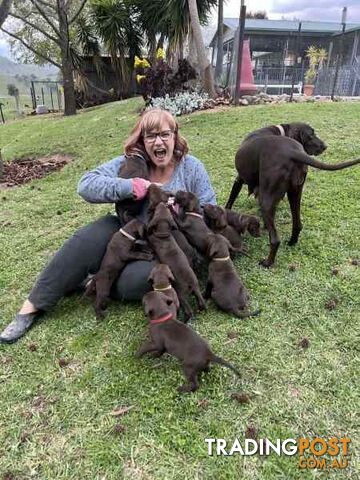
[134,49,197,103]
[148,91,209,116]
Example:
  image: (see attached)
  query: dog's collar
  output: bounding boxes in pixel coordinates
[150,312,173,324]
[275,124,285,137]
[119,228,136,241]
[154,285,172,292]
[212,256,230,262]
[185,212,203,218]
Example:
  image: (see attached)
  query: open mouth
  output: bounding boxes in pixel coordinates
[154,148,167,160]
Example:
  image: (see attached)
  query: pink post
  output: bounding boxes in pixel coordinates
[238,39,257,95]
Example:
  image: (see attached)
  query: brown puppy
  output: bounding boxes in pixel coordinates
[85,219,153,318]
[203,204,248,253]
[115,154,149,222]
[147,202,206,321]
[147,185,197,266]
[225,210,261,238]
[148,185,197,268]
[137,290,241,393]
[174,191,213,255]
[205,234,260,319]
[225,122,360,267]
[148,263,180,312]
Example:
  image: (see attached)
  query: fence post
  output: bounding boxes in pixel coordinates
[331,7,347,100]
[290,22,302,101]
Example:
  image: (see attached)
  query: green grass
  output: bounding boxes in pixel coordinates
[0,99,359,479]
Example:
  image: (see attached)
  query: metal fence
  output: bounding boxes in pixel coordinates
[315,64,360,96]
[253,66,304,94]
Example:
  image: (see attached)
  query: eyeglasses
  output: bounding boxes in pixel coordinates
[143,130,174,143]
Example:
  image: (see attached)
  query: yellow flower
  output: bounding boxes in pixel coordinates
[156,48,165,60]
[141,58,150,68]
[136,74,146,83]
[134,56,142,68]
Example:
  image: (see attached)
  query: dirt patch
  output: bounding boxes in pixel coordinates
[0,154,72,188]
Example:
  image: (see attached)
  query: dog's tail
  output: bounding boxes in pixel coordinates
[236,308,261,319]
[210,354,241,377]
[291,152,360,171]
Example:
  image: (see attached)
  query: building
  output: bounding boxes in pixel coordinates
[210,19,360,95]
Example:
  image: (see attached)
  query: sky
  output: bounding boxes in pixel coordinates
[211,0,360,24]
[1,1,360,60]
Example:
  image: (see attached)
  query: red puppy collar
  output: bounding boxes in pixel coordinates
[150,312,173,324]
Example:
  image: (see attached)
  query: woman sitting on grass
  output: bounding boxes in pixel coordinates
[0,109,216,344]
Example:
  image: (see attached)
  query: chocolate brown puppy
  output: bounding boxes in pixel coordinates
[225,122,360,267]
[148,185,197,267]
[147,202,206,321]
[203,204,248,253]
[85,219,153,319]
[205,234,260,319]
[137,291,241,393]
[225,210,261,238]
[174,191,213,255]
[115,154,150,222]
[148,263,180,312]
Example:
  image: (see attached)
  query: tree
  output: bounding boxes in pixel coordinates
[214,0,223,81]
[88,0,142,95]
[246,11,268,19]
[0,0,12,27]
[187,0,216,98]
[1,0,89,116]
[7,82,20,115]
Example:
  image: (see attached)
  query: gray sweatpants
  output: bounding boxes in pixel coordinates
[28,215,155,311]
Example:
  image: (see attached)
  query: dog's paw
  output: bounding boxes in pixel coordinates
[259,258,274,268]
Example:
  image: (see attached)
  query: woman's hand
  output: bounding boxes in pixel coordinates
[132,178,162,200]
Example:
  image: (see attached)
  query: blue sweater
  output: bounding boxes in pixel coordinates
[77,154,217,206]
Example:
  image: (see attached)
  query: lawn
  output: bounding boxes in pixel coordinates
[0,98,359,480]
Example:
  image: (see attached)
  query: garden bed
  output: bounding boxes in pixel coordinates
[0,154,72,188]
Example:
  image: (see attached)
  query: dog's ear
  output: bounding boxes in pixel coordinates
[207,236,219,258]
[248,216,261,237]
[136,223,146,238]
[214,207,227,229]
[147,209,159,234]
[164,265,175,282]
[221,235,233,252]
[188,194,200,212]
[168,213,178,231]
[147,268,155,283]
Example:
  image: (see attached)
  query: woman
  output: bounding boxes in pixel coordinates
[0,109,216,344]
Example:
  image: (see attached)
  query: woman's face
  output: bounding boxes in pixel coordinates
[143,120,175,169]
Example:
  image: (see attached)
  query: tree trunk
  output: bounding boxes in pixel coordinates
[14,93,20,116]
[0,0,12,27]
[187,0,216,98]
[214,0,223,82]
[57,0,76,116]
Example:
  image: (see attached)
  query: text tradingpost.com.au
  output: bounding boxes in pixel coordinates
[205,437,351,470]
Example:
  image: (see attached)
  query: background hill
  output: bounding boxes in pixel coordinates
[0,55,59,96]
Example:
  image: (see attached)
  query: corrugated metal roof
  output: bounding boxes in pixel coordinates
[223,18,360,33]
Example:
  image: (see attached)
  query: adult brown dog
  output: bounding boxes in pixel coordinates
[205,234,260,319]
[148,263,180,312]
[115,154,149,222]
[85,219,152,318]
[225,123,360,267]
[137,290,241,393]
[147,202,206,321]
